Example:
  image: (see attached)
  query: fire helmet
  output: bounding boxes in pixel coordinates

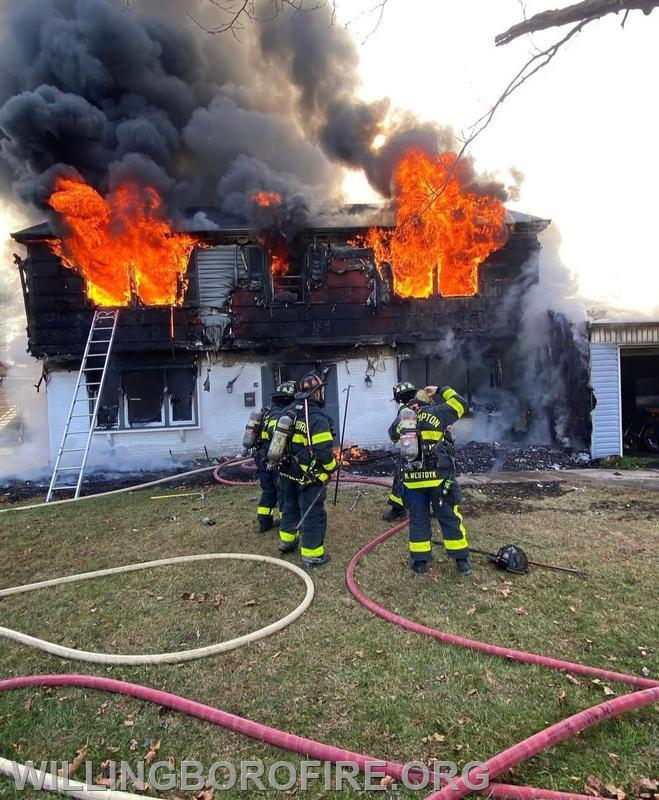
[272,381,296,400]
[393,381,416,404]
[299,371,324,403]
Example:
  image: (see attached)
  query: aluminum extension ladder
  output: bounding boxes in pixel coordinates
[46,309,119,502]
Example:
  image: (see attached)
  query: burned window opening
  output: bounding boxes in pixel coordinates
[87,365,198,431]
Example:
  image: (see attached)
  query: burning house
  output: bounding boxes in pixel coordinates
[10,153,593,485]
[0,0,597,490]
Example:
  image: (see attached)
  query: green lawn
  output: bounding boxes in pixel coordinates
[0,477,657,798]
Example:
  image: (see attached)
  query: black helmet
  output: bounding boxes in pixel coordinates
[393,381,416,404]
[272,381,296,400]
[299,371,324,403]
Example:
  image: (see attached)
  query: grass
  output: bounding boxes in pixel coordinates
[0,477,657,799]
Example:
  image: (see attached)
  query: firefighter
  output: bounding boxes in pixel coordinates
[253,381,297,532]
[393,386,472,576]
[278,371,337,568]
[382,381,418,521]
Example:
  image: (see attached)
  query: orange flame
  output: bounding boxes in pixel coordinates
[253,191,283,208]
[368,149,507,298]
[47,177,200,307]
[334,445,369,466]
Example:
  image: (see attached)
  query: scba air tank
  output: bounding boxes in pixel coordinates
[267,413,294,467]
[242,410,264,449]
[398,407,419,461]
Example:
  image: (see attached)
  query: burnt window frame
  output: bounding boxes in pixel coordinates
[90,365,199,432]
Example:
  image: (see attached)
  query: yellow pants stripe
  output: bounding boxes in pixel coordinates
[257,506,275,516]
[443,504,468,550]
[409,540,431,553]
[279,530,299,543]
[389,493,403,506]
[301,545,324,558]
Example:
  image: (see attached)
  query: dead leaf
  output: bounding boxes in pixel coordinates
[565,674,581,685]
[123,716,135,727]
[129,739,138,751]
[585,774,606,797]
[603,686,615,696]
[107,746,120,754]
[559,691,567,703]
[167,756,175,769]
[380,775,396,787]
[514,607,529,616]
[195,789,214,800]
[59,745,88,778]
[466,606,476,615]
[145,750,157,766]
[453,744,463,752]
[244,599,256,606]
[467,688,478,697]
[355,650,365,658]
[608,753,618,767]
[605,783,626,800]
[213,595,224,607]
[181,592,195,601]
[500,586,512,599]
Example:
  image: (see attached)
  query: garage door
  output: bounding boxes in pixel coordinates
[590,343,621,458]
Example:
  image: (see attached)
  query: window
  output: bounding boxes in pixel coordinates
[90,366,198,431]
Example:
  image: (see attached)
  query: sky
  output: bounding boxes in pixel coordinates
[339,0,659,315]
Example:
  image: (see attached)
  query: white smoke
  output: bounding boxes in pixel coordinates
[0,201,50,480]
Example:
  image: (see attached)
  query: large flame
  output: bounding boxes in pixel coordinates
[47,177,200,306]
[252,191,290,276]
[368,149,508,298]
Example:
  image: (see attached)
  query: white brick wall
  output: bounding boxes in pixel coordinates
[45,356,399,469]
[335,356,398,448]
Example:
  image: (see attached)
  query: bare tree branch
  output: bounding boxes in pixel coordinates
[496,0,659,46]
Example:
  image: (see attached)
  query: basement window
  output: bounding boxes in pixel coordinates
[91,366,197,431]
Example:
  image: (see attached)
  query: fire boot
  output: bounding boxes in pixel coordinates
[382,505,407,522]
[455,556,472,576]
[302,553,331,569]
[278,539,299,554]
[259,519,274,534]
[410,560,429,576]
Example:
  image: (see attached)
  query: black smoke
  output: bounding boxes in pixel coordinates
[0,0,506,228]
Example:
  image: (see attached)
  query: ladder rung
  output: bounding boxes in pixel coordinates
[90,339,112,344]
[70,414,91,418]
[85,382,102,387]
[50,485,79,490]
[85,354,109,358]
[60,447,86,452]
[55,467,83,472]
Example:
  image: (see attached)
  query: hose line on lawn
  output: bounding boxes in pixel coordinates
[0,462,656,800]
[0,757,144,800]
[0,553,314,665]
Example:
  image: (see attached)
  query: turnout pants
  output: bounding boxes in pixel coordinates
[279,476,328,559]
[402,482,469,563]
[388,468,404,509]
[255,449,278,525]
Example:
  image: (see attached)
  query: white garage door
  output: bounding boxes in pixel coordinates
[590,343,622,458]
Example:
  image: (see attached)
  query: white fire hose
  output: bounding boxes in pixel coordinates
[0,553,314,665]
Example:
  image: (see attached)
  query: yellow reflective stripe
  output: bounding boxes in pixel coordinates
[403,479,443,488]
[322,457,337,471]
[279,530,299,542]
[292,433,308,444]
[389,494,403,506]
[311,431,333,444]
[443,388,457,400]
[409,540,431,553]
[420,430,443,440]
[317,472,330,482]
[257,506,275,516]
[299,463,309,472]
[261,431,271,441]
[446,396,466,417]
[443,505,468,550]
[301,545,324,558]
[267,419,277,429]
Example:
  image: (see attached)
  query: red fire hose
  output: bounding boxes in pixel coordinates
[0,461,655,800]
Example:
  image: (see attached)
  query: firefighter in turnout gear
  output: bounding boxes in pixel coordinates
[278,371,337,568]
[392,386,472,576]
[252,381,297,532]
[383,381,417,521]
